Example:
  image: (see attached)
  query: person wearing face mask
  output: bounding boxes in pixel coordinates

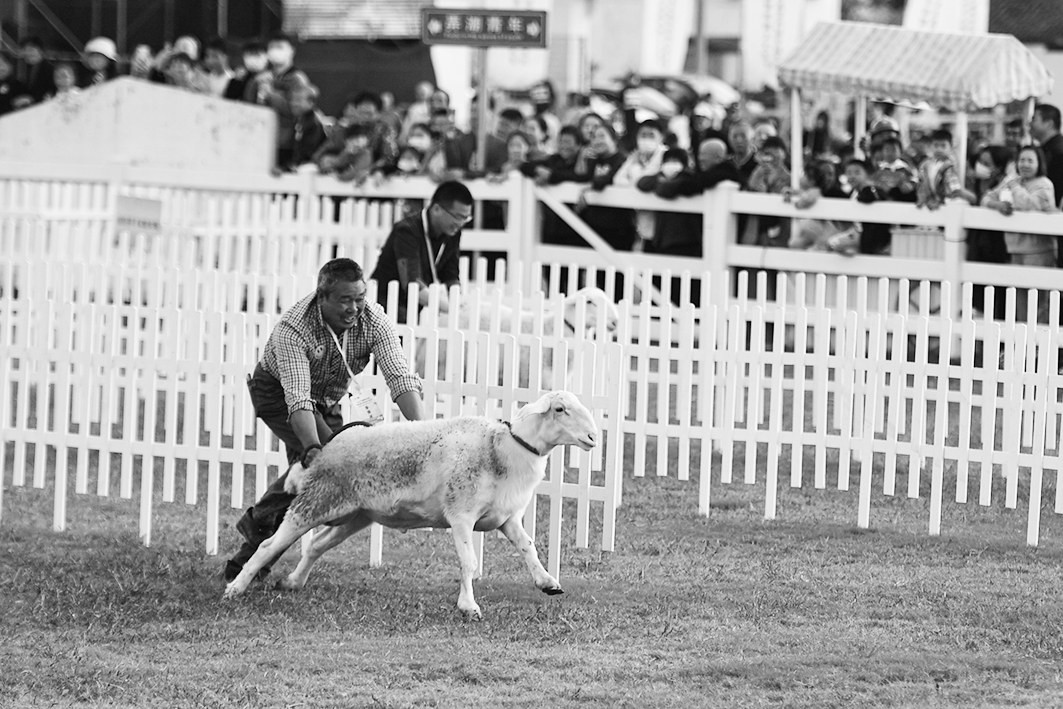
[981,145,1058,323]
[614,120,667,249]
[637,148,704,267]
[370,181,474,323]
[257,33,313,171]
[223,41,269,102]
[223,258,425,584]
[966,145,1014,317]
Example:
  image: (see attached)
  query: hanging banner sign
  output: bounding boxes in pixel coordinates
[421,8,547,48]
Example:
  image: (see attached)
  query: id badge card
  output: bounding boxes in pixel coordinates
[344,376,384,424]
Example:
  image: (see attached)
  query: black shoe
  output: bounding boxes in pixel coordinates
[222,559,270,583]
[235,514,258,543]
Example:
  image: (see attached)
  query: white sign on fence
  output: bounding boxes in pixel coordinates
[115,194,163,237]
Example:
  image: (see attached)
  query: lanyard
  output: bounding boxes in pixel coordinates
[420,209,443,284]
[327,325,355,381]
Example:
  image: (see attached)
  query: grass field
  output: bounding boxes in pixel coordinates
[3,435,1063,709]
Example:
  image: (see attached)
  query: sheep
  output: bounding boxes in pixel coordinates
[414,286,620,388]
[222,390,599,621]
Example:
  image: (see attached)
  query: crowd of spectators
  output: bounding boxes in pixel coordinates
[5,32,1063,301]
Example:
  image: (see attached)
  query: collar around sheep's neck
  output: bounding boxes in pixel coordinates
[504,421,544,457]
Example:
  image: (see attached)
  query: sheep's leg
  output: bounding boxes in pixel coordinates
[500,516,563,595]
[279,513,372,591]
[449,520,483,621]
[223,514,310,599]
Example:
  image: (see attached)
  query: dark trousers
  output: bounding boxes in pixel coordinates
[226,365,342,576]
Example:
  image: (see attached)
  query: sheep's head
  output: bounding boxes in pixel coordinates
[564,287,619,341]
[520,391,598,451]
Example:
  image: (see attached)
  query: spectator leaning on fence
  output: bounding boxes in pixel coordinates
[370,180,473,322]
[916,128,975,209]
[223,258,425,583]
[223,41,269,103]
[980,144,1057,324]
[614,119,667,250]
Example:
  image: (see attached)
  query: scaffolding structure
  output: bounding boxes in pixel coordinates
[0,0,282,57]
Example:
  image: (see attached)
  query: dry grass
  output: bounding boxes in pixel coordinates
[3,437,1063,708]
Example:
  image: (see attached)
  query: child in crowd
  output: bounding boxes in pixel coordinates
[916,128,976,209]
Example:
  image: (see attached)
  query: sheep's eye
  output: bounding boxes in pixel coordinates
[554,405,566,414]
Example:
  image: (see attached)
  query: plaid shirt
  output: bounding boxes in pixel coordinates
[260,291,421,416]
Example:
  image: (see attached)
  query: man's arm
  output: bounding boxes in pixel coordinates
[386,220,430,299]
[395,390,425,421]
[289,409,325,448]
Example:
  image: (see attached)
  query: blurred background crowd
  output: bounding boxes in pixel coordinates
[2,28,1058,285]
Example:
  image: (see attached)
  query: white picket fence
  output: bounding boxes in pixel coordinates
[0,259,623,580]
[3,170,1063,552]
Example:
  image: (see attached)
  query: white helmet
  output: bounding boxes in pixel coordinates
[84,36,118,62]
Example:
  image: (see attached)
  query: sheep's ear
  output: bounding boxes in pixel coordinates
[525,393,555,415]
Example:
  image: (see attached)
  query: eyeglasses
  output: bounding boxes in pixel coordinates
[435,203,474,225]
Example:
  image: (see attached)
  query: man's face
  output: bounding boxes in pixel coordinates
[352,101,378,124]
[429,200,473,237]
[557,134,579,160]
[430,90,449,112]
[1030,112,1051,142]
[167,60,192,85]
[1005,125,1024,147]
[930,139,952,159]
[697,142,723,171]
[728,126,751,157]
[204,48,227,72]
[320,279,366,332]
[21,45,43,65]
[495,116,520,140]
[845,164,869,189]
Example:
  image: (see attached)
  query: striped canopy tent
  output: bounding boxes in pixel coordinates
[776,21,1054,185]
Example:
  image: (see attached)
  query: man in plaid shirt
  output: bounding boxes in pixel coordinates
[224,258,424,582]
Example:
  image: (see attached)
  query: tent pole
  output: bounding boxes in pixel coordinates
[790,87,802,190]
[854,97,867,160]
[954,111,968,186]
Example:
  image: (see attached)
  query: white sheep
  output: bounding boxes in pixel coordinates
[222,390,599,621]
[415,286,620,388]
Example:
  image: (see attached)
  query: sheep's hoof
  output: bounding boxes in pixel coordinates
[541,586,564,596]
[460,607,484,622]
[276,577,300,591]
[222,583,242,600]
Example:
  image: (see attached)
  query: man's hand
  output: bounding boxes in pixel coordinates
[301,444,322,468]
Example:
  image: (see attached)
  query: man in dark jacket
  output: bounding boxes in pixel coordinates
[1030,103,1063,266]
[16,37,53,103]
[371,181,473,322]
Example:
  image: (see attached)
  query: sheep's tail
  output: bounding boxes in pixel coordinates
[284,461,308,495]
